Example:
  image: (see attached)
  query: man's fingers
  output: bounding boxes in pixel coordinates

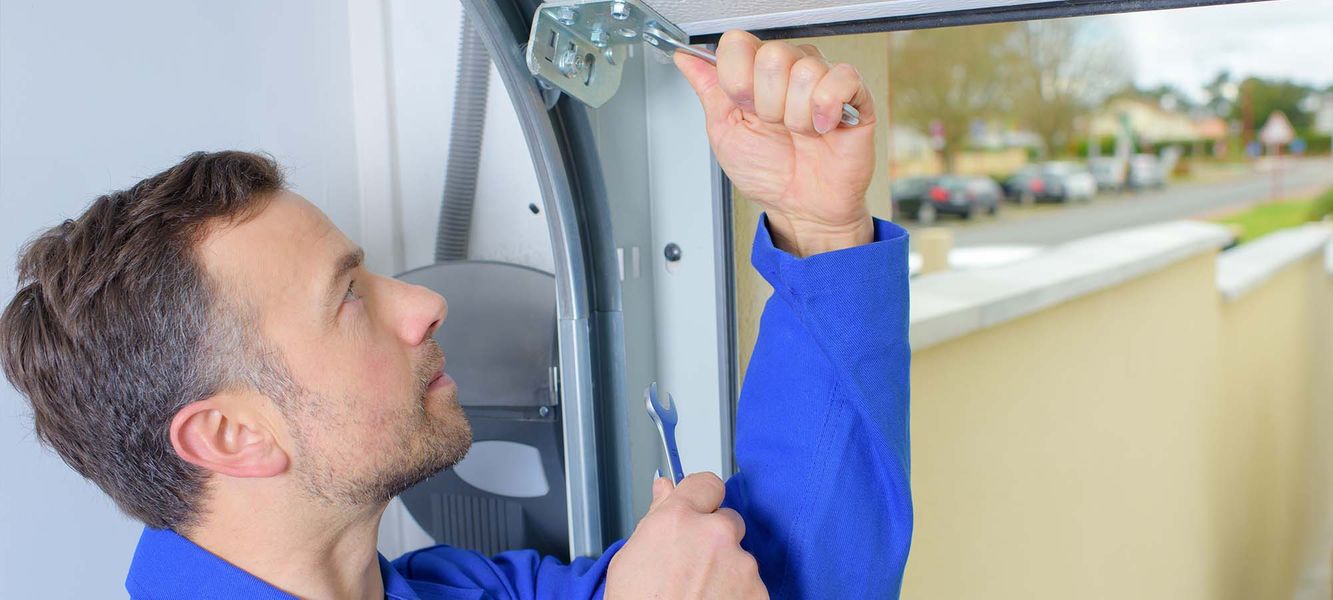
[669,472,727,514]
[672,51,734,128]
[714,507,747,543]
[752,41,803,124]
[716,30,760,112]
[813,63,875,131]
[784,55,830,136]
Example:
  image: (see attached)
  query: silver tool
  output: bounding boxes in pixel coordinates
[645,382,685,484]
[641,26,861,127]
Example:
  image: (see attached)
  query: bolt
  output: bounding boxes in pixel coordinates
[611,1,630,20]
[538,405,551,418]
[557,48,585,78]
[590,27,608,48]
[664,243,682,262]
[556,6,578,26]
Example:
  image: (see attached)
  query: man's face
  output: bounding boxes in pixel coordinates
[199,191,471,506]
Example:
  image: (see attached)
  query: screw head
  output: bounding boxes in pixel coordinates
[538,406,551,418]
[664,243,682,262]
[556,7,578,26]
[557,48,585,77]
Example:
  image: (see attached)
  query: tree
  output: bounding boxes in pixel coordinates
[1008,19,1131,158]
[888,23,1019,172]
[1203,71,1238,118]
[1233,77,1317,134]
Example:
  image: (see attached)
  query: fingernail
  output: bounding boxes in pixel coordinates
[814,113,832,134]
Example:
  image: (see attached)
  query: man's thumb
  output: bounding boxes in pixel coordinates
[672,51,732,125]
[649,476,673,509]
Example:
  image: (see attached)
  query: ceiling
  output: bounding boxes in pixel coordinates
[650,0,1050,35]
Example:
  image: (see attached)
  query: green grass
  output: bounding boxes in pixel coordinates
[1213,188,1332,244]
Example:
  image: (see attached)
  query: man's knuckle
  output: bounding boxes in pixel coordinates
[791,57,827,84]
[721,29,756,47]
[754,44,796,72]
[833,62,861,80]
[707,520,736,545]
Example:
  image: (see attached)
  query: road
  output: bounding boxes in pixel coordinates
[907,157,1333,247]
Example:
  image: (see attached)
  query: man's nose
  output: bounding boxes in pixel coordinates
[391,279,447,346]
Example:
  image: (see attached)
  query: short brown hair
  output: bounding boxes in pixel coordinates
[1,151,285,530]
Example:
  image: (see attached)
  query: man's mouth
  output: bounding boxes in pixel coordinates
[427,358,454,392]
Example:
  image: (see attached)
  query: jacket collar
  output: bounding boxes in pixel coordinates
[125,526,419,599]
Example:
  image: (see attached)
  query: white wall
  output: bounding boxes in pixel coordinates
[0,0,553,591]
[384,1,551,274]
[0,1,361,596]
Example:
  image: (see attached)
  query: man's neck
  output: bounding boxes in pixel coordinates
[185,481,388,600]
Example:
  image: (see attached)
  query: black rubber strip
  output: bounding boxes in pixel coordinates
[688,0,1269,43]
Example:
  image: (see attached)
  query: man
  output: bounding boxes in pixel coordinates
[0,31,911,599]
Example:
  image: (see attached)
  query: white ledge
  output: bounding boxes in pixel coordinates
[1216,223,1332,301]
[909,220,1233,351]
[1326,234,1332,275]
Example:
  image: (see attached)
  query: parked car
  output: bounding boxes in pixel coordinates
[1087,157,1128,192]
[1004,162,1098,204]
[893,175,1001,224]
[1127,153,1167,190]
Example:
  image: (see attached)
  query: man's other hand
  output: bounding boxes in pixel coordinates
[675,30,877,257]
[606,473,768,599]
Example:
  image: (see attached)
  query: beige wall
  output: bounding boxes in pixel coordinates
[903,252,1331,599]
[1215,257,1333,600]
[906,252,1226,598]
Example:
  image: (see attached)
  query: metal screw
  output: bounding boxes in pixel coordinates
[538,405,551,418]
[664,243,682,262]
[611,1,630,20]
[556,6,579,26]
[557,48,585,78]
[589,27,608,48]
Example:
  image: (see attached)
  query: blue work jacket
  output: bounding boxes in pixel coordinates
[126,214,913,599]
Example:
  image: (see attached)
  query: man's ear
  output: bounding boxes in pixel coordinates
[169,394,290,478]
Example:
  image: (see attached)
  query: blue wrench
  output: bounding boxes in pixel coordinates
[645,382,685,485]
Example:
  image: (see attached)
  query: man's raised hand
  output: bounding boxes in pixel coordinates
[674,30,877,257]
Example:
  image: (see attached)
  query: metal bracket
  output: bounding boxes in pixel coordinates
[525,0,687,108]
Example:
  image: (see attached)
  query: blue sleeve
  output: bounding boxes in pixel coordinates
[722,214,913,599]
[389,539,626,599]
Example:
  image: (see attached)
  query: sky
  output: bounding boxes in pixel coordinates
[1103,0,1333,102]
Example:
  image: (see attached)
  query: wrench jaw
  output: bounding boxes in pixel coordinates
[645,382,685,484]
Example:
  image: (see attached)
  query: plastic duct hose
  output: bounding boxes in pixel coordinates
[435,11,491,263]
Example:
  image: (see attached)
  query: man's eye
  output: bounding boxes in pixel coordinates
[342,280,361,303]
